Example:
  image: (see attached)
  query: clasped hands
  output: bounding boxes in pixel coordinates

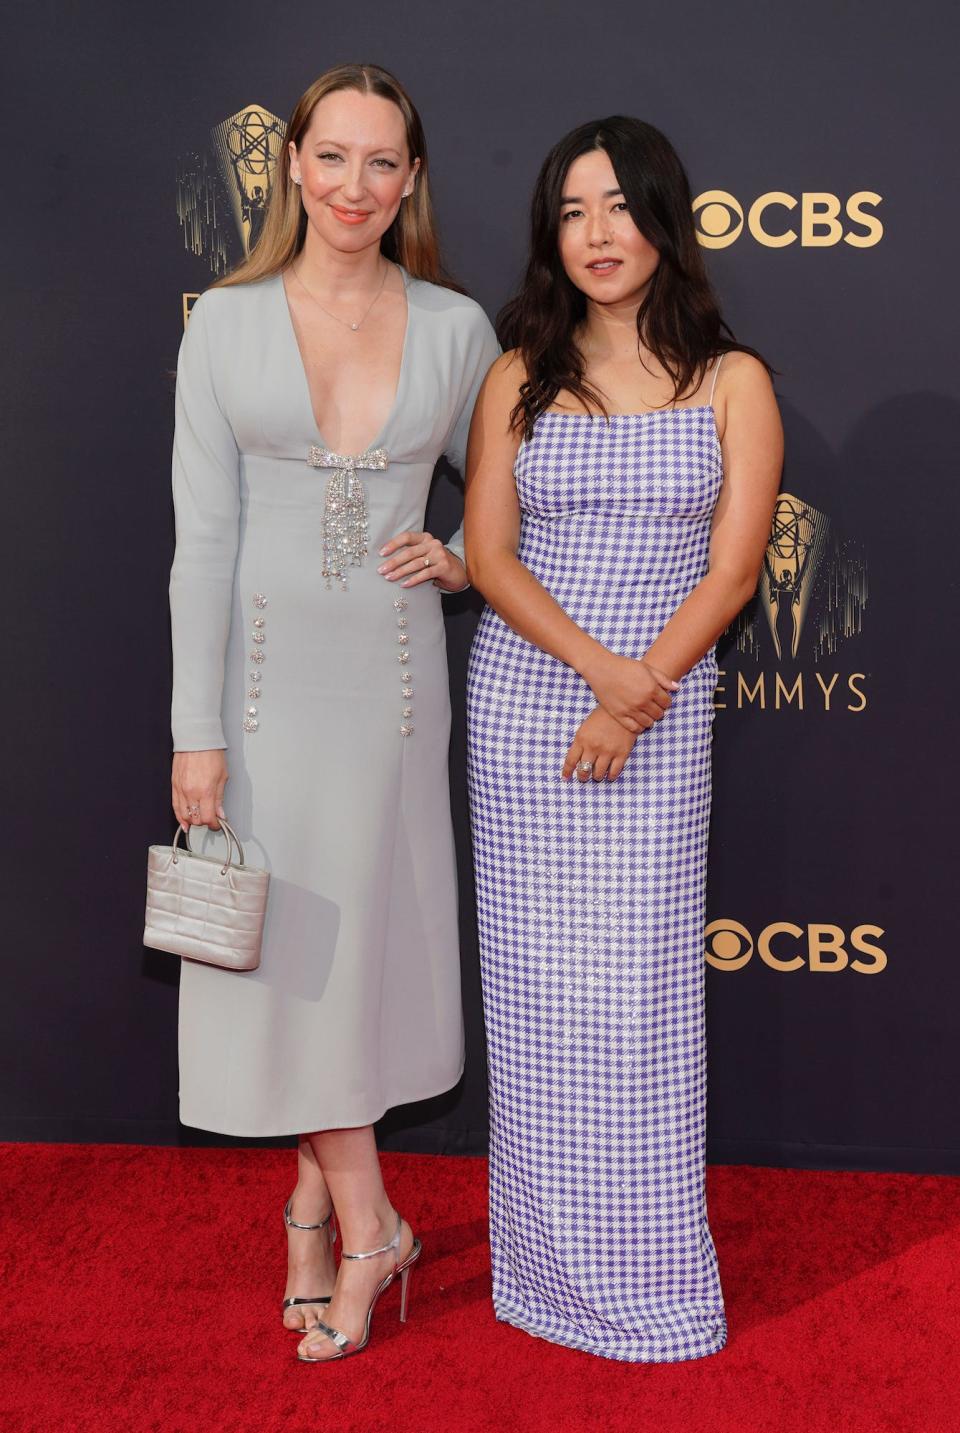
[562,651,680,784]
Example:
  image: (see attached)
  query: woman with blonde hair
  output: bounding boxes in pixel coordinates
[169,62,497,1363]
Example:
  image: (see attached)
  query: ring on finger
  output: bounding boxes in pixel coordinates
[187,803,200,817]
[576,760,593,776]
[423,556,431,568]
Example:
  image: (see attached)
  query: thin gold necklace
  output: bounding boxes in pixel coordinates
[290,259,390,333]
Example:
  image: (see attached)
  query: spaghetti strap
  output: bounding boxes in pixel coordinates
[708,352,726,407]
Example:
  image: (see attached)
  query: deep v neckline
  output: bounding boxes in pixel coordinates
[277,265,413,455]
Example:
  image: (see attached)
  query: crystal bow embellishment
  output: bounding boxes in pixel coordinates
[307,446,389,590]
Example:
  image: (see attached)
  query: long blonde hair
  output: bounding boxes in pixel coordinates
[215,63,456,290]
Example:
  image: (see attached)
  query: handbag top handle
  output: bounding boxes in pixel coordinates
[172,818,245,875]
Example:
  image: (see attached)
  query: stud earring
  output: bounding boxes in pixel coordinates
[292,176,302,187]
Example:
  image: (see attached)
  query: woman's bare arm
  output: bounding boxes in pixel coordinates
[641,352,784,680]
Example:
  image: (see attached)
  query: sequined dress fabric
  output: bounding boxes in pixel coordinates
[466,408,727,1361]
[169,273,498,1136]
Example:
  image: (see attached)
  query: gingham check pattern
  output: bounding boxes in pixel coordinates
[466,409,727,1362]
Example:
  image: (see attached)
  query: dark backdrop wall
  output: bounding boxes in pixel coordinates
[6,1,959,1171]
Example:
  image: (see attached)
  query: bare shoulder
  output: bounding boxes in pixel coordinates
[480,348,528,404]
[468,349,528,464]
[717,349,775,401]
[715,349,783,461]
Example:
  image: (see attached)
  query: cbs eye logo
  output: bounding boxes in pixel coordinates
[693,191,883,249]
[705,919,887,973]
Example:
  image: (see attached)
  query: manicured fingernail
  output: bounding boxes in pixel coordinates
[670,681,680,689]
[377,564,387,574]
[379,546,388,557]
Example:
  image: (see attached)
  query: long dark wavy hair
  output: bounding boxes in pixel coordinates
[498,116,768,438]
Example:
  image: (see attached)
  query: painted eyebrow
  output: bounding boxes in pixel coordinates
[312,139,403,156]
[560,188,624,203]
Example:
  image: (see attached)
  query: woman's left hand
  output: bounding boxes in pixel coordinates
[562,705,638,782]
[377,530,468,592]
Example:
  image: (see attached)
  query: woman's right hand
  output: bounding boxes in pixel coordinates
[580,651,680,733]
[172,750,228,831]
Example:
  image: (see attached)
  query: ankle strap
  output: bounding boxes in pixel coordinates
[284,1197,334,1233]
[341,1213,401,1262]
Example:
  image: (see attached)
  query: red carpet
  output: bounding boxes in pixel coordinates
[1,1145,958,1432]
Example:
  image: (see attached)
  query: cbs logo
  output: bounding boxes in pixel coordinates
[693,191,883,249]
[705,920,887,973]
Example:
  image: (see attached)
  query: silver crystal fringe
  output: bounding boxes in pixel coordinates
[307,446,388,591]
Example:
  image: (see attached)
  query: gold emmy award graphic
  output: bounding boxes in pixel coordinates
[760,493,831,661]
[716,492,869,713]
[177,103,285,325]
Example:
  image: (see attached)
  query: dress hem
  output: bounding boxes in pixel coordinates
[178,1061,466,1139]
[493,1304,728,1365]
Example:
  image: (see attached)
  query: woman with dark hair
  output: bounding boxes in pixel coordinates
[465,117,781,1361]
[168,64,497,1363]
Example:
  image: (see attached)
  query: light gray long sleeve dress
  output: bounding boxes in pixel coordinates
[169,268,498,1136]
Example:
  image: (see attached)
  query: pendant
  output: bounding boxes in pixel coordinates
[350,322,359,331]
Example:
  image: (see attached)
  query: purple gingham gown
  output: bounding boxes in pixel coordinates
[466,404,727,1362]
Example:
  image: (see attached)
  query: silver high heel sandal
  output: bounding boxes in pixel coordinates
[282,1197,338,1328]
[297,1213,421,1363]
